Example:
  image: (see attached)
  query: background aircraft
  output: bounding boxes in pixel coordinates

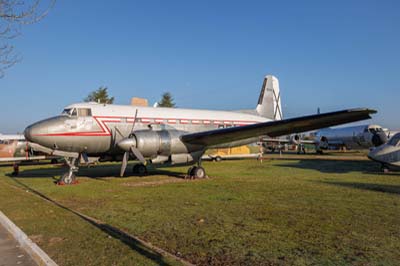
[0,133,58,163]
[24,75,376,185]
[368,132,400,171]
[311,124,387,153]
[261,124,387,154]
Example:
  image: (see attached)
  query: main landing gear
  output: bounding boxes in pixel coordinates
[58,157,79,185]
[186,160,207,179]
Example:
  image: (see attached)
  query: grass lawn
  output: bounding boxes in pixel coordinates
[0,154,399,265]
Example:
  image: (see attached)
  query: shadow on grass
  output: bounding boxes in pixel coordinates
[319,181,400,195]
[11,163,187,181]
[9,177,181,266]
[275,159,385,174]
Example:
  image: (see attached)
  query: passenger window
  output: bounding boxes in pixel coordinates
[78,108,92,117]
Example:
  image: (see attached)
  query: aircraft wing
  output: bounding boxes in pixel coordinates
[181,108,376,147]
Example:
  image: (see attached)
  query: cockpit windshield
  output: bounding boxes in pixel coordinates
[61,108,77,117]
[369,127,383,134]
[388,133,400,146]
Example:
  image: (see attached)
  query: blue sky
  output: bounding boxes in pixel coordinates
[1,0,399,133]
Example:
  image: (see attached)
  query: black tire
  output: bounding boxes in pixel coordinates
[133,164,147,176]
[187,166,196,176]
[193,166,206,179]
[51,158,58,164]
[215,156,222,162]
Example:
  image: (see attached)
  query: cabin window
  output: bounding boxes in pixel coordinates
[78,108,92,117]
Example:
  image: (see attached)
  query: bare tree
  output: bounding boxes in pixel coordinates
[0,0,55,78]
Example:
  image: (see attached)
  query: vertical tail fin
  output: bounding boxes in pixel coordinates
[256,75,283,120]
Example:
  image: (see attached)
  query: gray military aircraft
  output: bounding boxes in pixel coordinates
[24,75,376,184]
[312,124,387,153]
[368,132,400,171]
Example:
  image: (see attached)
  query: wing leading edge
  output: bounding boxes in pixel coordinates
[181,108,376,147]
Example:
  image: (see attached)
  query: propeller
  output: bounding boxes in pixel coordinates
[118,109,146,177]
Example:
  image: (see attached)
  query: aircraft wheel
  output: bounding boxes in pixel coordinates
[215,156,222,162]
[59,172,76,185]
[192,166,206,179]
[51,159,58,164]
[133,164,147,176]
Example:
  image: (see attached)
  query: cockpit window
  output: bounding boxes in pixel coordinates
[61,108,78,117]
[369,128,383,134]
[77,108,92,117]
[388,133,400,146]
[61,108,72,115]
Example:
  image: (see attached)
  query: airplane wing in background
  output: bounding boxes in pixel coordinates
[181,108,376,147]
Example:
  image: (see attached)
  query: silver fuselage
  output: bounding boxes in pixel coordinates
[24,103,268,157]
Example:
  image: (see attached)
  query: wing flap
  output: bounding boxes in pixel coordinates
[181,108,376,147]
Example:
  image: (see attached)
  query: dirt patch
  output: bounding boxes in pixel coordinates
[48,237,64,246]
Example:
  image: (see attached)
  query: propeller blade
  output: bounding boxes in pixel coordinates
[130,109,139,135]
[120,152,129,177]
[115,127,124,138]
[130,147,146,164]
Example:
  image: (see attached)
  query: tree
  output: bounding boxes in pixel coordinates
[158,92,175,107]
[0,0,55,78]
[84,87,114,104]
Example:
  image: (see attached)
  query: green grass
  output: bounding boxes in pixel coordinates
[0,155,400,266]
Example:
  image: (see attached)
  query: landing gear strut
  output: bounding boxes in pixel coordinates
[58,157,79,185]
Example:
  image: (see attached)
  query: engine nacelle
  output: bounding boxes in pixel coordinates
[131,130,202,158]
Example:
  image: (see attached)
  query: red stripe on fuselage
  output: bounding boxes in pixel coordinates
[32,116,259,137]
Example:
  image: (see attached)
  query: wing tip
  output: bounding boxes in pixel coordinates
[349,108,377,114]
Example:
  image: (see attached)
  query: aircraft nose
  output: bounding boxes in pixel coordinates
[24,126,33,142]
[24,121,47,143]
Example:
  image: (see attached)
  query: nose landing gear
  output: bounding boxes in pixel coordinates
[58,157,79,185]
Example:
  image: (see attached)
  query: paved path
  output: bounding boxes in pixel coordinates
[0,224,37,266]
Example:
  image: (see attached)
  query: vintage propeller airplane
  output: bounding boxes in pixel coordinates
[24,75,376,184]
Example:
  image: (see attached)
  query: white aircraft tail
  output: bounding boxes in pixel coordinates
[256,75,283,120]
